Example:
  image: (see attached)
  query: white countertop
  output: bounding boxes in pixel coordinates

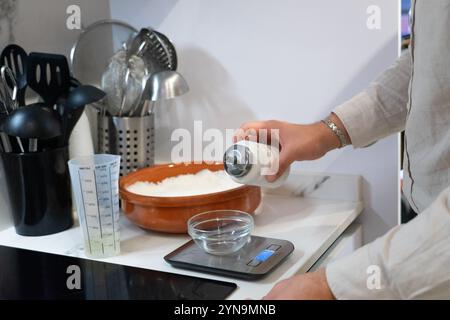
[0,172,363,299]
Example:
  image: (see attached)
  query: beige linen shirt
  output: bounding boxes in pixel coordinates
[326,0,450,299]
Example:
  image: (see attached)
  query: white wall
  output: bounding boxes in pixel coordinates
[110,0,400,244]
[0,0,111,56]
[0,0,110,230]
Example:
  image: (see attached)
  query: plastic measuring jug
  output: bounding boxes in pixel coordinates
[68,154,121,258]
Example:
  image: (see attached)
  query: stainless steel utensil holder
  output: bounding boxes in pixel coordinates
[98,114,154,176]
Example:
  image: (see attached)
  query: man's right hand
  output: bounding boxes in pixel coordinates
[234,114,351,182]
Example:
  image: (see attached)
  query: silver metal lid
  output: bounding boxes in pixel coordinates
[223,144,252,178]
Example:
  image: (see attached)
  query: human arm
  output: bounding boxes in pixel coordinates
[334,49,411,147]
[325,186,450,299]
[237,50,412,181]
[263,186,450,300]
[235,113,349,182]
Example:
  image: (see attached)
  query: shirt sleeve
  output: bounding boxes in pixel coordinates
[325,186,450,299]
[333,50,411,148]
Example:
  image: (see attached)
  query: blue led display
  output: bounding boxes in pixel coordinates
[254,249,275,262]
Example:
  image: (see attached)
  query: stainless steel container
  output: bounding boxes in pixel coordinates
[98,114,154,176]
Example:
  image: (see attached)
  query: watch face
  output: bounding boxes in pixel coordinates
[224,144,251,178]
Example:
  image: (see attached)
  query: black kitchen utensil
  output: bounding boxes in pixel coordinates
[27,52,71,105]
[0,111,12,153]
[1,146,73,236]
[2,103,62,152]
[70,76,81,87]
[0,44,28,106]
[65,85,105,110]
[58,85,105,146]
[0,112,11,153]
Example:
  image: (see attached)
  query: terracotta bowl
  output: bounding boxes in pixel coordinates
[119,162,262,234]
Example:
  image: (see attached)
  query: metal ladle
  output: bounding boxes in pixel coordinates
[140,70,189,116]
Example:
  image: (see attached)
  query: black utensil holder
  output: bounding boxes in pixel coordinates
[1,146,73,236]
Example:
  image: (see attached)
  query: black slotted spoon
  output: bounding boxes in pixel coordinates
[0,44,28,106]
[27,52,71,106]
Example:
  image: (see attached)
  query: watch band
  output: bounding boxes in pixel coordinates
[321,117,349,148]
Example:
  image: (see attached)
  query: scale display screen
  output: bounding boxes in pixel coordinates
[254,249,275,262]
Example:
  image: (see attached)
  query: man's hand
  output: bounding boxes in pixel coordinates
[234,114,350,182]
[262,269,335,300]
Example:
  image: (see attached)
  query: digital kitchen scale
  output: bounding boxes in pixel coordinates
[164,236,294,280]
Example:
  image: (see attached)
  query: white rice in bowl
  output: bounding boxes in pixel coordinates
[126,169,243,197]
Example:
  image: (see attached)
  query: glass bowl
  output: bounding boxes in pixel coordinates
[187,210,254,255]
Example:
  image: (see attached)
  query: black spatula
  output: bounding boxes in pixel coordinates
[27,52,71,105]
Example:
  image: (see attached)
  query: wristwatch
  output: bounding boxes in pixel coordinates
[321,117,349,148]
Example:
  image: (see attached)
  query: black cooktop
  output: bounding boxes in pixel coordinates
[0,245,236,300]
